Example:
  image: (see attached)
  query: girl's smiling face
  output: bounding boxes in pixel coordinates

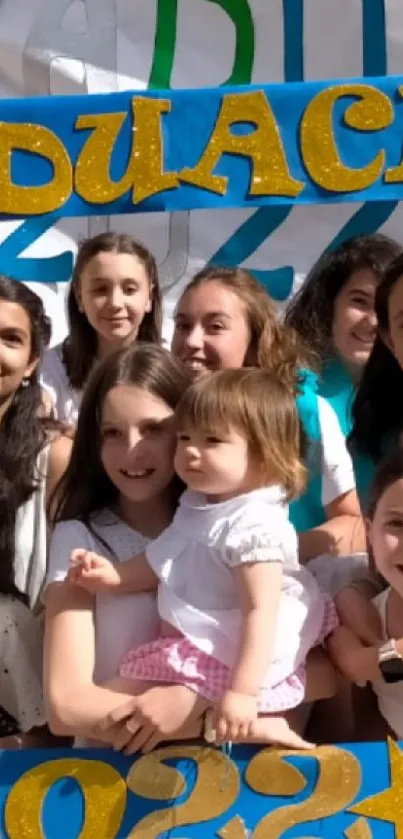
[100,384,177,506]
[331,268,378,376]
[76,251,153,356]
[368,476,403,598]
[171,281,251,378]
[0,299,38,409]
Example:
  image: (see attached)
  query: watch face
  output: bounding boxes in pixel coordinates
[380,657,403,683]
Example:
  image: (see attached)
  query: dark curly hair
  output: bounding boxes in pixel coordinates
[349,253,403,460]
[285,234,402,361]
[0,277,55,600]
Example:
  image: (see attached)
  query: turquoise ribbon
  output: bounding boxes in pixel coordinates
[290,369,324,531]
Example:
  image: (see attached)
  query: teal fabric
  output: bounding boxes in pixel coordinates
[318,357,355,437]
[289,369,325,531]
[317,357,378,512]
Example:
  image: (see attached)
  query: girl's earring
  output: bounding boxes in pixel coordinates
[21,377,30,388]
[145,299,152,313]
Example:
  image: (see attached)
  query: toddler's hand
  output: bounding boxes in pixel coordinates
[335,587,383,646]
[67,549,121,592]
[213,689,258,743]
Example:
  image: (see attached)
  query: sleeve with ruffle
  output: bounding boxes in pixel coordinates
[223,518,288,567]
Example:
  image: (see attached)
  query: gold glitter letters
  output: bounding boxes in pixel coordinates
[301,83,393,192]
[126,745,239,837]
[384,86,403,183]
[179,90,303,197]
[3,741,403,836]
[0,122,72,214]
[245,745,362,839]
[0,82,400,217]
[75,97,178,206]
[4,757,127,839]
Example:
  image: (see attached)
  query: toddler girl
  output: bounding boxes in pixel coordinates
[70,368,338,745]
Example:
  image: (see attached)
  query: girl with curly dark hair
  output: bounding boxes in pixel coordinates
[285,235,401,437]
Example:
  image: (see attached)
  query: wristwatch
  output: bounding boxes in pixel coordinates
[379,639,403,683]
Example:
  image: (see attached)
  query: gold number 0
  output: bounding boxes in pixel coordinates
[4,758,127,839]
[245,746,364,839]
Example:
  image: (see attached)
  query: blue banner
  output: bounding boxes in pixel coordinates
[3,75,403,220]
[0,740,402,837]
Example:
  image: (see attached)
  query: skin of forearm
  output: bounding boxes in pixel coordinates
[299,515,366,563]
[47,683,138,737]
[230,608,274,695]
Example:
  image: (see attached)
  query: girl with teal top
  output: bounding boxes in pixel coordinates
[285,235,402,439]
[171,266,363,561]
[349,253,403,511]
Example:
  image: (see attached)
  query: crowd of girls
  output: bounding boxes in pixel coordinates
[2,229,403,750]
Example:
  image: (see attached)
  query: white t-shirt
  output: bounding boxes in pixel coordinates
[317,397,356,507]
[371,588,403,738]
[40,344,81,425]
[308,552,369,599]
[147,487,327,686]
[46,510,160,683]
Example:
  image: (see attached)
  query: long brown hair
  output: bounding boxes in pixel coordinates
[182,266,317,388]
[52,343,191,542]
[63,232,163,390]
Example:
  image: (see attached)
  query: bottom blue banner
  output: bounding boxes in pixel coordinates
[0,740,401,838]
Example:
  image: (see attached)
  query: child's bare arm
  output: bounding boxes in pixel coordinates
[326,623,403,685]
[68,549,158,594]
[326,625,382,684]
[335,584,383,645]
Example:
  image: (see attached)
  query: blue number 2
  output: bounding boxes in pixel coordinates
[0,216,73,285]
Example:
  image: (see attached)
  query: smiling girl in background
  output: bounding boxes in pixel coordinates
[285,235,401,437]
[40,232,162,425]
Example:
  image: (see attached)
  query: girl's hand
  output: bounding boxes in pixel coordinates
[213,689,258,743]
[94,685,205,755]
[67,549,121,592]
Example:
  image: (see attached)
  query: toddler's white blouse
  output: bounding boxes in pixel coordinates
[146,486,326,687]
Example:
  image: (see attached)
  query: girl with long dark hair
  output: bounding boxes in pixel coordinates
[0,276,72,746]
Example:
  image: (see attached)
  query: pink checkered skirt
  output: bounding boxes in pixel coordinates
[120,596,338,712]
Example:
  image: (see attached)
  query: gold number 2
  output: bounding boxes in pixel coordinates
[127,745,240,837]
[246,746,363,838]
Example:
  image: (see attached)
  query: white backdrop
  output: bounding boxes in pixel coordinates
[0,0,402,344]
